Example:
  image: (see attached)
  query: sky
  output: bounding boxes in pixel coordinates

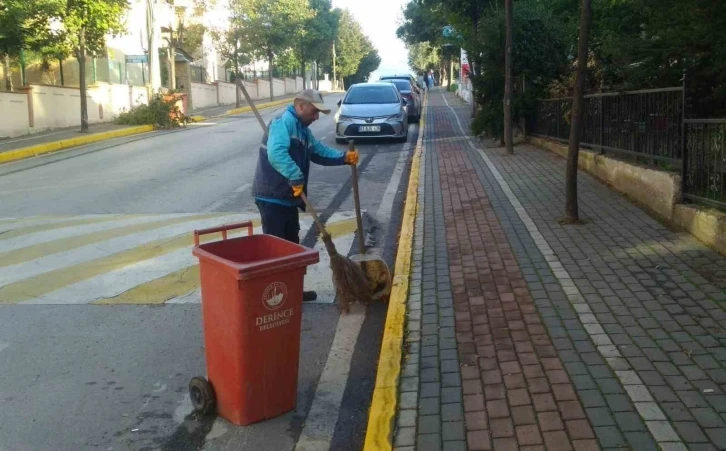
[331,0,412,80]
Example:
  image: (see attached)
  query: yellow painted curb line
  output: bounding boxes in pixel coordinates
[225,97,292,116]
[0,125,154,165]
[363,91,428,451]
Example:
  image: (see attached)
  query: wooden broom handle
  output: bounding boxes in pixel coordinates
[349,141,366,256]
[300,192,329,239]
[235,79,268,132]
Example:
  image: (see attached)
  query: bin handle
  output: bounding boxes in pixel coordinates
[193,221,254,246]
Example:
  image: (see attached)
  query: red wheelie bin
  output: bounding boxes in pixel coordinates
[189,221,319,425]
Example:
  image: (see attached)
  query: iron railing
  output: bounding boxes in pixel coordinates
[529,86,726,210]
[683,119,726,209]
[529,87,684,164]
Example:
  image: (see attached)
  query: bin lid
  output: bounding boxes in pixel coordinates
[192,234,320,280]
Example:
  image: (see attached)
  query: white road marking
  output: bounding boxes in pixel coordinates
[292,126,413,451]
[0,214,177,254]
[0,214,247,288]
[375,125,417,223]
[294,303,366,451]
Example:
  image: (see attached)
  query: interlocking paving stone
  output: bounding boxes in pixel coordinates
[391,91,726,451]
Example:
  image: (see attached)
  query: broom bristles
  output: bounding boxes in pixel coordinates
[321,234,373,313]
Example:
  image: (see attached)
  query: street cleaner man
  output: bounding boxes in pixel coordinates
[251,89,359,302]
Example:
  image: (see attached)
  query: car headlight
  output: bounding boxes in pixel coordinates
[388,112,404,121]
[336,114,352,121]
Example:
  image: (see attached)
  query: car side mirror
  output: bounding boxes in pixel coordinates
[337,99,342,107]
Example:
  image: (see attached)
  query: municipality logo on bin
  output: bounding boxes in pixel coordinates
[262,282,288,310]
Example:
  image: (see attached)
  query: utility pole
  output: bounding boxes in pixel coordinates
[332,42,336,91]
[146,0,161,91]
[504,0,514,154]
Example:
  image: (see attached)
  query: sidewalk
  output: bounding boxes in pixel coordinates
[386,89,726,451]
[0,123,135,154]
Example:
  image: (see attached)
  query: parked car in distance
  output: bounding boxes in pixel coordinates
[382,79,421,121]
[379,74,423,93]
[334,82,409,144]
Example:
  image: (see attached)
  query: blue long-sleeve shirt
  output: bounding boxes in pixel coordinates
[252,105,346,207]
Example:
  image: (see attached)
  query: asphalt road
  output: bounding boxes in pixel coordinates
[0,93,417,451]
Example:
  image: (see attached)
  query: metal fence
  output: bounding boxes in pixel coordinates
[530,87,684,164]
[529,86,726,210]
[683,119,726,209]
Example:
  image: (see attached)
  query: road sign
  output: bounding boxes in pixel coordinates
[125,55,147,64]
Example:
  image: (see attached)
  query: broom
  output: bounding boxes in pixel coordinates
[300,192,372,314]
[234,79,372,313]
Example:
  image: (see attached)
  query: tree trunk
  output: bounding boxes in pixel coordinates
[3,55,13,91]
[564,0,593,223]
[59,57,65,86]
[78,27,89,133]
[268,51,274,101]
[169,43,176,90]
[449,55,454,92]
[300,59,306,89]
[234,38,240,108]
[504,0,514,154]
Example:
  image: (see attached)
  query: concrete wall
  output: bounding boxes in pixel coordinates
[0,83,152,138]
[528,136,726,256]
[673,205,726,256]
[216,81,237,105]
[257,79,271,100]
[32,85,83,130]
[190,82,218,110]
[0,91,31,137]
[284,78,296,94]
[528,137,681,222]
[296,77,303,91]
[273,79,285,98]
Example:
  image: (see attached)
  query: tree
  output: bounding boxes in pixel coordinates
[334,9,370,88]
[60,0,128,132]
[231,0,313,100]
[563,0,592,223]
[407,42,439,74]
[504,0,513,153]
[0,0,59,90]
[294,0,339,89]
[468,1,568,140]
[344,48,380,86]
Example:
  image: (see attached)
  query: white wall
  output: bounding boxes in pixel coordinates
[31,85,83,130]
[216,81,236,105]
[0,91,30,138]
[295,77,303,92]
[191,82,218,109]
[273,79,285,98]
[284,78,296,94]
[257,79,271,100]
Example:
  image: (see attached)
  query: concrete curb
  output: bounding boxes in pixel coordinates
[0,125,154,165]
[362,91,428,450]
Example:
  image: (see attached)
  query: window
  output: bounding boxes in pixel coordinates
[343,86,400,104]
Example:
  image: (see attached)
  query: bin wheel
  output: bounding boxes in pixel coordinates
[189,376,215,415]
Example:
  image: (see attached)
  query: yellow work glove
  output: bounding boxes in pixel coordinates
[345,149,359,165]
[292,185,304,197]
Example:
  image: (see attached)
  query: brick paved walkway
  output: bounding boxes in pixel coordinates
[393,89,726,451]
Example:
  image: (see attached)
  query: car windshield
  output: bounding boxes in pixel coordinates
[388,80,412,92]
[344,86,400,104]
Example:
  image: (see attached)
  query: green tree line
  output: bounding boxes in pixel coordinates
[396,0,726,138]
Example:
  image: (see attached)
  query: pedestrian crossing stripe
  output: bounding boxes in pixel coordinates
[0,212,360,305]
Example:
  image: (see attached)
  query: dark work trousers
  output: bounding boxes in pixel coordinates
[255,200,301,244]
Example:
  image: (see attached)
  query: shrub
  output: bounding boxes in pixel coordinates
[115,91,189,128]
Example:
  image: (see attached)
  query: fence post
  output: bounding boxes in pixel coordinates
[599,92,604,154]
[680,69,687,201]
